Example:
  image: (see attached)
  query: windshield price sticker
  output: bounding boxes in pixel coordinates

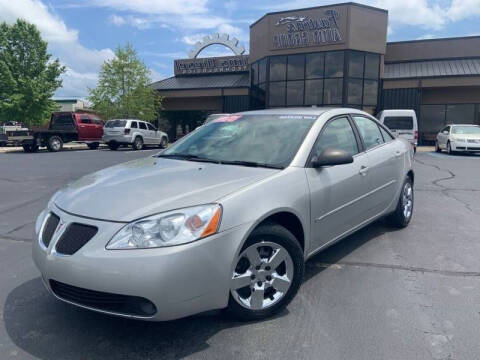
[278,115,318,120]
[213,115,243,123]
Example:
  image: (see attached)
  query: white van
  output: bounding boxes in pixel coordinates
[377,109,418,152]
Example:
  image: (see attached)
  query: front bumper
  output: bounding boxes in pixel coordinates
[32,205,250,321]
[450,140,480,152]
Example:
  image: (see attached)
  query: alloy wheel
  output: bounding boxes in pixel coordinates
[231,241,294,310]
[402,182,413,220]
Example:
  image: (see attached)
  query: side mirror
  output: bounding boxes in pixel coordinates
[442,131,449,135]
[311,148,354,168]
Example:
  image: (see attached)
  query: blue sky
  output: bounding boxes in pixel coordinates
[1,0,480,98]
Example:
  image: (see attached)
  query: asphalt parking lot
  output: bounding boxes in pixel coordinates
[1,148,480,360]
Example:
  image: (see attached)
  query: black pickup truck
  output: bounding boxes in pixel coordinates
[18,111,104,152]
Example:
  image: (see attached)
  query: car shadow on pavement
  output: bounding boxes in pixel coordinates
[3,277,287,360]
[4,220,392,360]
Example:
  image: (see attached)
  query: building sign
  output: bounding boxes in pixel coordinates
[174,55,249,75]
[272,9,344,50]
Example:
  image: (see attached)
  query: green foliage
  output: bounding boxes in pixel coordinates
[88,44,161,122]
[0,19,65,126]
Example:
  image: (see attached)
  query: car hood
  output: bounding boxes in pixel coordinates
[54,156,278,222]
[452,134,480,139]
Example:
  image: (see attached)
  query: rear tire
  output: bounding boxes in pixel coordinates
[88,142,99,150]
[108,142,119,151]
[226,223,304,321]
[387,176,414,228]
[46,136,63,152]
[132,136,143,150]
[447,141,455,155]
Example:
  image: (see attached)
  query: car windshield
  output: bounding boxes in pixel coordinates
[451,125,480,134]
[160,114,317,168]
[105,120,127,128]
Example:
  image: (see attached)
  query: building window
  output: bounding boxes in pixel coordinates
[348,51,364,78]
[269,81,286,107]
[363,80,378,106]
[305,79,324,105]
[270,56,286,81]
[420,105,446,143]
[325,52,344,78]
[324,78,343,104]
[287,55,305,81]
[259,58,267,84]
[348,79,363,105]
[306,53,324,79]
[287,80,304,106]
[364,53,380,79]
[251,62,258,85]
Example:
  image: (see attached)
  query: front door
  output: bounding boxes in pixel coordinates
[437,126,450,148]
[352,115,400,217]
[306,116,371,251]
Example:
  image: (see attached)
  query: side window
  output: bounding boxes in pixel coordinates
[147,123,156,131]
[80,116,91,124]
[313,117,359,158]
[92,117,102,125]
[353,116,384,150]
[130,121,138,128]
[380,126,394,142]
[139,122,147,130]
[441,126,450,133]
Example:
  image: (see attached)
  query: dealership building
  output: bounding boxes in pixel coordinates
[151,2,480,143]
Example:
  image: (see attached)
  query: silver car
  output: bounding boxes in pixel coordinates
[33,108,414,321]
[103,119,168,150]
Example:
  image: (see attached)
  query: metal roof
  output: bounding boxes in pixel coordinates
[383,58,480,79]
[151,73,249,91]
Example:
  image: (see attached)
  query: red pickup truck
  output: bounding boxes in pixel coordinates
[22,111,104,152]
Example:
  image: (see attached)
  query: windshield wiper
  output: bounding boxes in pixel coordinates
[219,160,284,169]
[156,153,221,164]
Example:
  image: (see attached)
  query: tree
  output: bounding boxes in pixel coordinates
[88,44,161,122]
[0,19,65,126]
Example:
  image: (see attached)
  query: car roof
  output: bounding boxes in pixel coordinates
[236,107,367,117]
[447,124,480,127]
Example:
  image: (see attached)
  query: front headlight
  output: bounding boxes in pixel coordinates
[106,204,222,249]
[452,137,466,142]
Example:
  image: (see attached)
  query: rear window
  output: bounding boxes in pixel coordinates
[105,120,127,128]
[383,116,414,130]
[130,121,138,128]
[53,114,74,125]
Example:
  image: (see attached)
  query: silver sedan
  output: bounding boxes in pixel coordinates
[33,108,414,321]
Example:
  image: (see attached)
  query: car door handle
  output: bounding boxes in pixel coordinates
[359,166,369,176]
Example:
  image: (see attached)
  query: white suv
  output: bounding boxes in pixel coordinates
[103,119,168,151]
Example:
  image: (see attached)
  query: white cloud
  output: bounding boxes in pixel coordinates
[181,34,208,45]
[0,0,114,97]
[447,0,480,21]
[88,0,208,15]
[109,14,126,26]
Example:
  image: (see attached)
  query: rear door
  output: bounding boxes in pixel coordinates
[138,122,149,143]
[306,116,371,250]
[90,115,104,139]
[352,115,400,217]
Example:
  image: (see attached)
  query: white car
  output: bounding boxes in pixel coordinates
[103,119,168,151]
[435,124,480,154]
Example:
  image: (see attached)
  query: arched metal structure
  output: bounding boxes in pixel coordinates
[188,33,246,59]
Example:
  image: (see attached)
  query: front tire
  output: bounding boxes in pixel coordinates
[387,176,414,228]
[227,223,304,321]
[435,141,441,153]
[46,136,63,152]
[132,136,143,150]
[447,141,456,155]
[108,142,119,151]
[159,137,168,149]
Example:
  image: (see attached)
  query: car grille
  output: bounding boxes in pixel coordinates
[467,139,480,143]
[49,280,157,317]
[55,223,98,255]
[42,213,60,248]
